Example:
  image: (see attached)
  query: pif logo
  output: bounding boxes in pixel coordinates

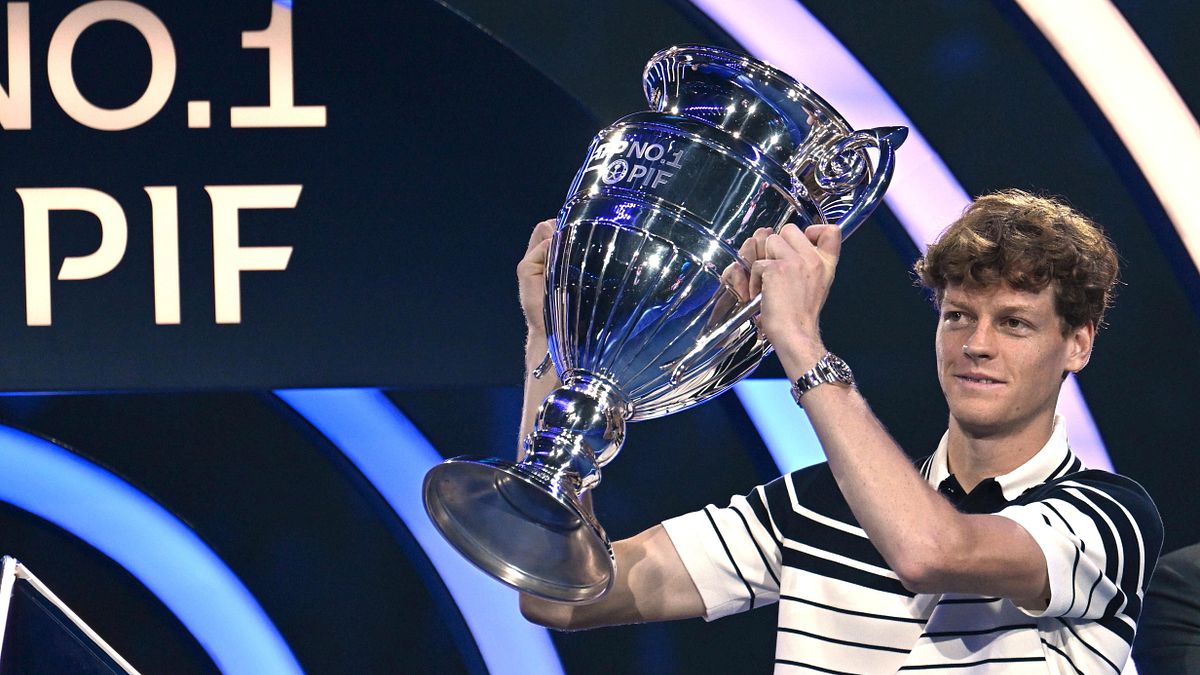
[589,136,684,191]
[16,185,300,326]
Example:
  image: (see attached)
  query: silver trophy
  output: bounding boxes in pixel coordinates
[423,45,907,602]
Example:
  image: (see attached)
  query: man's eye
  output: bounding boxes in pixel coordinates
[1004,318,1026,329]
[943,311,963,322]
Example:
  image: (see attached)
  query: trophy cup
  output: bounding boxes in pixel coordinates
[423,45,907,602]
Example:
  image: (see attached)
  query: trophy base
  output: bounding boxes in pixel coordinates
[422,457,614,603]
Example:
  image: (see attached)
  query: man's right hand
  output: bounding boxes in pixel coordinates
[518,219,556,336]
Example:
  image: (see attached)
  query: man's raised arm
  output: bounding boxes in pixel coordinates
[749,223,1052,606]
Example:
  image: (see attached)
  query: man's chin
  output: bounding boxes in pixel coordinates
[949,411,1012,439]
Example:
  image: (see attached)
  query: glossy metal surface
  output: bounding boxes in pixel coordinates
[424,45,907,602]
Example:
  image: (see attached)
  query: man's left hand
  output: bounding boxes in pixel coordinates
[749,223,841,364]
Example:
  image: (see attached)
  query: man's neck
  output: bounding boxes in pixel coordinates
[944,416,1055,493]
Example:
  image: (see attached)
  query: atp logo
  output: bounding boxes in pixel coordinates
[602,160,630,185]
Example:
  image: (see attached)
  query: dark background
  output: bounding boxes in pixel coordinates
[0,1,1196,672]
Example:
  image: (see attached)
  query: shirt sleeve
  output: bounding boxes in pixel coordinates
[996,470,1163,631]
[661,481,783,621]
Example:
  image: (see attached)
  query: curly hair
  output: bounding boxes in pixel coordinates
[913,189,1119,331]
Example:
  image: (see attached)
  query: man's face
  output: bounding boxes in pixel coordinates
[935,282,1094,439]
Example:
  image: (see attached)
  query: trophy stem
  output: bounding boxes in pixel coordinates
[421,373,629,603]
[527,371,630,484]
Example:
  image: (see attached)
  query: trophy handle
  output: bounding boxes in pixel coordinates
[531,350,553,379]
[816,126,908,237]
[668,294,764,385]
[669,126,908,384]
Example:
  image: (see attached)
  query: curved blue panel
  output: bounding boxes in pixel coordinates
[733,379,824,474]
[0,424,302,675]
[276,388,564,675]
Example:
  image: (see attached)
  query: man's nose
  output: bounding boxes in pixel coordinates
[961,325,995,359]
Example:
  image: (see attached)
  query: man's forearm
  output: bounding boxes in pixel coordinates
[799,382,964,586]
[775,342,965,589]
[520,525,705,630]
[517,330,560,461]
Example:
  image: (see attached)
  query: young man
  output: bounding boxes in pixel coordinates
[516,190,1162,673]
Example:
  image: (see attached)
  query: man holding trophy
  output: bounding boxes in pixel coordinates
[516,190,1162,672]
[421,46,1162,672]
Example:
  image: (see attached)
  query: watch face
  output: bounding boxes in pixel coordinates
[792,353,854,406]
[827,355,854,384]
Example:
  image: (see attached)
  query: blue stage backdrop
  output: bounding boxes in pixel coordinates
[0,0,598,390]
[1,1,1197,673]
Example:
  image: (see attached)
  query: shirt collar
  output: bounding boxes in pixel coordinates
[923,415,1082,503]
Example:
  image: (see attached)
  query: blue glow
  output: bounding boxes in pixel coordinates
[734,379,824,473]
[0,425,302,675]
[276,389,564,675]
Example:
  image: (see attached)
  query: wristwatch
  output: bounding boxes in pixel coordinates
[791,352,855,406]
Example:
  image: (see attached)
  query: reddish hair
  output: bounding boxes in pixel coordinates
[914,189,1119,330]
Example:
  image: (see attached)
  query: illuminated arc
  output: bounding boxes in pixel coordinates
[0,424,303,675]
[275,388,564,675]
[690,0,1113,472]
[1014,0,1200,274]
[733,380,823,474]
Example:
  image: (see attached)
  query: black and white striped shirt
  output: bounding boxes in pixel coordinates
[662,417,1163,673]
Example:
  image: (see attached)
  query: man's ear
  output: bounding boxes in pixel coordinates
[1065,320,1096,374]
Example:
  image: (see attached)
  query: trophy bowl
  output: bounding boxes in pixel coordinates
[424,45,907,602]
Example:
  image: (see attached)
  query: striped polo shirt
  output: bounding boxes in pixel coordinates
[662,416,1163,673]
